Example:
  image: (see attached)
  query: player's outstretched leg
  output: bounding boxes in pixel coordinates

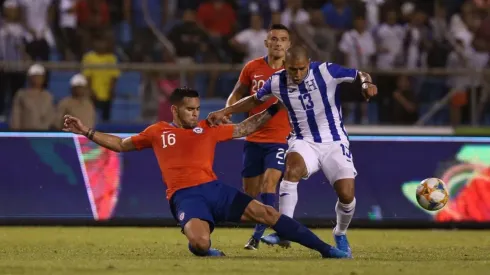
[184,218,225,257]
[246,168,282,250]
[262,152,305,248]
[242,175,262,250]
[332,178,356,256]
[242,200,351,259]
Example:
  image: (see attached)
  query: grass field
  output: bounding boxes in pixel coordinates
[0,227,489,275]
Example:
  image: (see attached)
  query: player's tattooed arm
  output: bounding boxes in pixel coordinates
[231,103,282,138]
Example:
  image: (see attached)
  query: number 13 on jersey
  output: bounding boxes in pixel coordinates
[298,93,314,110]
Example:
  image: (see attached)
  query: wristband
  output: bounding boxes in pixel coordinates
[266,103,280,116]
[87,128,95,140]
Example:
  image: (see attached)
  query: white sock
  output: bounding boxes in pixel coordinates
[278,180,298,218]
[334,198,356,236]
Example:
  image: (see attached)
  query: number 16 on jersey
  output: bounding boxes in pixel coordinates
[162,132,176,148]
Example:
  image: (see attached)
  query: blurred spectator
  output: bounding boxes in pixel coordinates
[197,0,237,96]
[402,10,430,69]
[375,9,404,123]
[158,73,180,122]
[339,16,375,124]
[76,0,110,53]
[430,3,452,45]
[474,0,490,9]
[0,0,31,118]
[426,3,452,68]
[449,0,479,48]
[168,10,207,63]
[294,9,337,62]
[123,0,167,62]
[18,0,55,61]
[9,64,54,130]
[321,0,353,31]
[197,0,236,37]
[447,36,489,125]
[58,0,81,60]
[375,9,404,69]
[139,72,159,121]
[230,14,268,63]
[82,36,120,122]
[339,16,375,69]
[360,0,385,30]
[54,73,95,129]
[477,2,490,40]
[238,0,282,29]
[168,9,209,88]
[478,14,490,40]
[281,0,310,28]
[400,2,415,24]
[392,75,418,124]
[271,11,282,25]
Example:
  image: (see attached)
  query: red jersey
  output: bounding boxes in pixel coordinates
[239,56,291,144]
[131,120,234,200]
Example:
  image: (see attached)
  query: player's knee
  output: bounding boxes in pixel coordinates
[334,179,355,204]
[339,193,355,204]
[188,234,211,253]
[284,164,305,182]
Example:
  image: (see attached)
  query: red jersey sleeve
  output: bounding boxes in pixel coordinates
[238,62,252,86]
[213,124,235,142]
[131,125,154,150]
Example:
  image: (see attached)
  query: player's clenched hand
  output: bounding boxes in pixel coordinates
[361,83,378,102]
[62,115,89,135]
[206,109,227,126]
[222,114,233,124]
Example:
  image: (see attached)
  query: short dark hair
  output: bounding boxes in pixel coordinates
[285,45,309,60]
[268,24,290,34]
[169,87,199,105]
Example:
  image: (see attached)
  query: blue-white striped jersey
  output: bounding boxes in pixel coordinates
[255,62,357,143]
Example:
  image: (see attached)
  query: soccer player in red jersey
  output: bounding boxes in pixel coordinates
[226,24,291,249]
[63,87,349,258]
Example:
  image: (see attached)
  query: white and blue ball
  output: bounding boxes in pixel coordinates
[415,178,449,211]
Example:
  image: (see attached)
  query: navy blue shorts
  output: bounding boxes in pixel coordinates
[242,141,288,178]
[169,180,253,233]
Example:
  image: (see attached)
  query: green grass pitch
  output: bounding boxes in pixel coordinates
[0,227,489,274]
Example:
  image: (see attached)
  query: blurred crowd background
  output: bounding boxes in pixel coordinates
[0,0,490,131]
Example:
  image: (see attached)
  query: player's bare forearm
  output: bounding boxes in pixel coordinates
[358,71,372,84]
[224,95,262,115]
[87,131,137,153]
[226,81,249,107]
[232,110,271,138]
[231,103,281,138]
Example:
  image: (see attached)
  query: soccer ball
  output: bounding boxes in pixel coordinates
[415,178,449,211]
